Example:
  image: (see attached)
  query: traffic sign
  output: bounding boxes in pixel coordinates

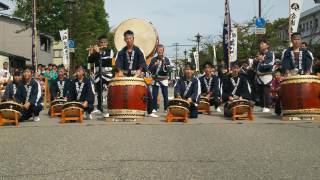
[68,40,75,49]
[255,27,266,35]
[255,17,266,28]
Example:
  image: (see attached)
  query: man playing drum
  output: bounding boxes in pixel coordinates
[3,71,23,102]
[116,30,147,77]
[50,68,72,101]
[282,32,313,76]
[88,35,114,117]
[222,62,251,117]
[199,61,221,112]
[68,66,95,120]
[174,62,201,118]
[148,44,170,113]
[115,30,157,118]
[18,67,43,122]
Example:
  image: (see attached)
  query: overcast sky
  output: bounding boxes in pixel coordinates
[1,0,318,58]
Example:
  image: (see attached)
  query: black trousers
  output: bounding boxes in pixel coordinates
[189,104,198,118]
[95,81,107,112]
[147,86,154,114]
[210,97,222,109]
[22,104,42,121]
[257,84,271,108]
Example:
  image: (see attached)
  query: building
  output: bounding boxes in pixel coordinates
[0,13,53,70]
[0,2,9,11]
[298,5,320,45]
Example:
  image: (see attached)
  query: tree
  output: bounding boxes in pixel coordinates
[11,0,110,67]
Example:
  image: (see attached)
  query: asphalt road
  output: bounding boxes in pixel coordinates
[0,108,320,180]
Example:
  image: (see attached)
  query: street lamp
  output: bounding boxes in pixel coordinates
[64,0,75,72]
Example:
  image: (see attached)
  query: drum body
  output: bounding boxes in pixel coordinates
[108,77,148,119]
[62,102,83,118]
[168,99,190,117]
[0,101,23,120]
[198,96,210,111]
[280,75,320,116]
[51,98,67,114]
[114,18,159,60]
[227,100,251,115]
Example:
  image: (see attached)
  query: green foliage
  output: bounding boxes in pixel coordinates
[11,0,110,67]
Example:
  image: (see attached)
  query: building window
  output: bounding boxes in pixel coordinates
[53,49,62,58]
[310,21,313,29]
[306,23,309,30]
[315,18,318,28]
[40,35,51,52]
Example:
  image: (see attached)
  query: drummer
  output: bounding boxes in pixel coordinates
[50,68,71,101]
[18,67,43,122]
[115,30,157,118]
[115,30,147,77]
[199,61,221,112]
[222,62,251,117]
[68,66,95,120]
[282,32,313,76]
[3,71,23,102]
[148,44,170,113]
[174,62,201,118]
[88,35,114,117]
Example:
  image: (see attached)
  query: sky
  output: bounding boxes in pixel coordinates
[1,0,318,58]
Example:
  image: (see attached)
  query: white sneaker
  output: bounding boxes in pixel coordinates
[216,107,222,113]
[34,116,40,122]
[103,113,110,118]
[147,113,159,118]
[262,108,270,113]
[152,109,157,113]
[92,110,102,114]
[86,113,93,120]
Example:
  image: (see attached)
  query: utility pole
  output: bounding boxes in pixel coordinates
[31,0,37,72]
[259,0,262,17]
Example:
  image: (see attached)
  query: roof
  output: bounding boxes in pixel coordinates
[0,51,30,61]
[301,5,320,18]
[0,13,24,23]
[0,2,9,11]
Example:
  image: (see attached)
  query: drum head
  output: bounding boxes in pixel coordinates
[63,102,83,109]
[114,18,158,58]
[109,77,146,87]
[0,101,23,113]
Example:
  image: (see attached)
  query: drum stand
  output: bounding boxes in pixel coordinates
[232,106,254,121]
[50,106,61,118]
[60,109,84,124]
[0,112,20,127]
[166,108,188,123]
[198,106,211,115]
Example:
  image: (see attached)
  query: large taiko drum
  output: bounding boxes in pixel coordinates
[114,18,159,61]
[168,99,190,117]
[280,75,320,117]
[108,77,148,119]
[0,101,23,120]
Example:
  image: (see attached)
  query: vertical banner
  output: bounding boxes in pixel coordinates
[289,0,303,34]
[193,51,200,72]
[223,0,231,70]
[230,27,238,62]
[59,29,70,66]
